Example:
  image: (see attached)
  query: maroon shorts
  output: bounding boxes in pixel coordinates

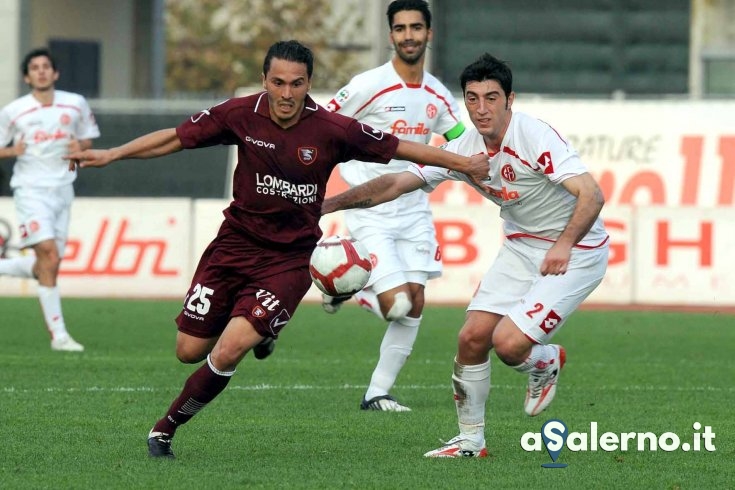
[176,221,313,339]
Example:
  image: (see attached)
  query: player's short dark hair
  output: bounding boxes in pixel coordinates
[460,53,513,98]
[21,48,57,76]
[387,0,431,29]
[263,40,314,79]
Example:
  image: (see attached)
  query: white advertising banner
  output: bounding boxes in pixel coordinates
[0,197,192,297]
[633,206,735,305]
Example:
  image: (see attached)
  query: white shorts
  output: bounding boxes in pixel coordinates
[345,214,442,295]
[13,184,74,254]
[468,238,608,344]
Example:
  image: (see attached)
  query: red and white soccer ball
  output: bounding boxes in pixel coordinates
[309,235,372,297]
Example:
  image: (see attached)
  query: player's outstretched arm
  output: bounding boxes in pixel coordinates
[395,140,489,188]
[322,172,424,215]
[65,128,183,170]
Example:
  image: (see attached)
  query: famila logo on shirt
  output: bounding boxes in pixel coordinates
[32,129,69,143]
[487,186,519,201]
[389,120,430,135]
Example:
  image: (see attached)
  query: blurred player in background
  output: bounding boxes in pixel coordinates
[0,48,100,352]
[66,40,490,459]
[323,0,465,413]
[323,53,608,457]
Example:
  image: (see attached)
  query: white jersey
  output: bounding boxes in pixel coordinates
[409,111,608,249]
[0,90,100,188]
[326,61,464,225]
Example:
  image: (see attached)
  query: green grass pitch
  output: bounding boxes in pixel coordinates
[1,297,733,489]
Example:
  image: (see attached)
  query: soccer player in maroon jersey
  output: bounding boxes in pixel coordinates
[66,40,489,459]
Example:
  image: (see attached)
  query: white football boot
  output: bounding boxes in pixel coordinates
[524,345,566,416]
[424,435,488,458]
[51,335,84,352]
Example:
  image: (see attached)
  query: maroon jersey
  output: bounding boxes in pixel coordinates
[176,93,399,250]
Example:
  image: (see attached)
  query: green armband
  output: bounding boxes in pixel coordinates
[444,122,466,141]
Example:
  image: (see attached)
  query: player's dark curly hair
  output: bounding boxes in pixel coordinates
[460,53,513,99]
[263,40,314,79]
[21,48,56,76]
[387,0,431,29]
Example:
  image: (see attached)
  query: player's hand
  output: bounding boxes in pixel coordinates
[12,136,26,157]
[465,153,492,192]
[64,149,115,171]
[540,243,572,276]
[67,137,83,154]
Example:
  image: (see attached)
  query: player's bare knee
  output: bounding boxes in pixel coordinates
[176,346,206,364]
[34,245,61,272]
[175,336,211,363]
[211,337,251,370]
[458,326,492,360]
[176,352,204,364]
[491,318,530,365]
[384,291,412,321]
[493,334,531,366]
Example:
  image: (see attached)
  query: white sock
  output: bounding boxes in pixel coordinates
[452,357,491,442]
[354,288,385,320]
[0,256,36,278]
[512,344,557,374]
[364,315,420,400]
[37,285,69,340]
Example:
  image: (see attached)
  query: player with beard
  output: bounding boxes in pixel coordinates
[322,0,464,413]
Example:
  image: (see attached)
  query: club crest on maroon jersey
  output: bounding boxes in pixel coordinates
[298,147,317,165]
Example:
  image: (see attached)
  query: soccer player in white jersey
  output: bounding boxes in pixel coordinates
[323,53,609,456]
[0,48,100,351]
[322,0,465,413]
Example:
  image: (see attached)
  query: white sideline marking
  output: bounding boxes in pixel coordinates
[2,384,733,394]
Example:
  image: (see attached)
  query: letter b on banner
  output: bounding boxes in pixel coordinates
[435,221,478,265]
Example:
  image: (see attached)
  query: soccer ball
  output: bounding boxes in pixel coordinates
[309,235,372,296]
